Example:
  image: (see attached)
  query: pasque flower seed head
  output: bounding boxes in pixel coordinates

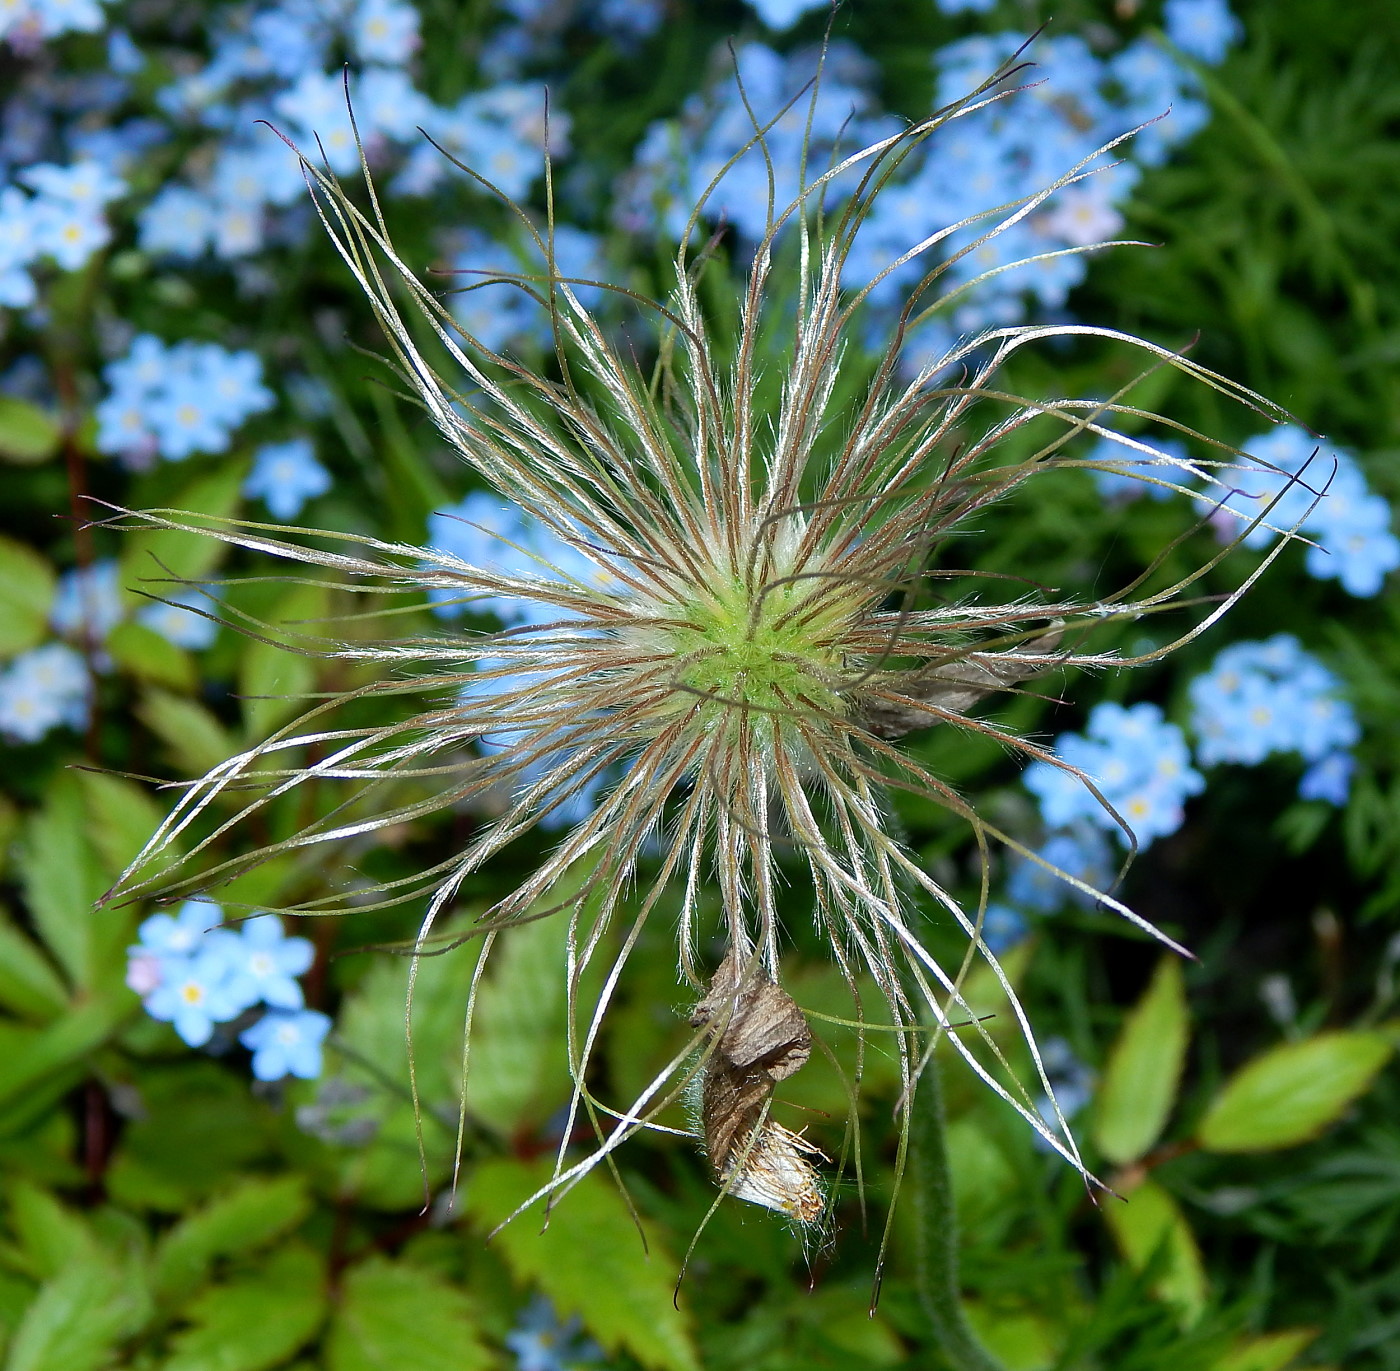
[104,48,1303,1239]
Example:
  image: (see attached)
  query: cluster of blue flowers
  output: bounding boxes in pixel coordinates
[1206,424,1400,598]
[1001,635,1359,930]
[1025,701,1204,850]
[981,823,1116,950]
[126,900,330,1080]
[1188,635,1360,804]
[95,335,274,465]
[0,558,222,745]
[1080,420,1397,600]
[0,642,89,744]
[130,0,564,264]
[447,223,608,355]
[620,41,897,245]
[868,11,1236,343]
[0,158,125,306]
[622,2,1242,358]
[426,492,613,831]
[0,0,112,44]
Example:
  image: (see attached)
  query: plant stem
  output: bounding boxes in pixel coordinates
[912,1057,1007,1371]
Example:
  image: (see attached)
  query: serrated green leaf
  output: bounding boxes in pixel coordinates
[6,1182,95,1280]
[468,1158,700,1371]
[118,465,245,587]
[325,1256,491,1371]
[465,913,572,1136]
[330,936,480,1211]
[1093,958,1190,1164]
[5,1250,151,1371]
[107,620,196,691]
[1101,1177,1207,1325]
[0,998,128,1124]
[0,918,68,1021]
[75,771,168,883]
[105,1063,270,1212]
[153,1177,312,1304]
[0,397,60,466]
[1196,1032,1393,1153]
[16,772,106,990]
[160,1244,325,1371]
[0,538,55,659]
[136,688,237,777]
[1213,1328,1318,1371]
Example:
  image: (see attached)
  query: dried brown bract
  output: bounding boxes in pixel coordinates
[691,949,825,1225]
[856,624,1067,739]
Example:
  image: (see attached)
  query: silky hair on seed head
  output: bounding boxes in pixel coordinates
[100,38,1307,1275]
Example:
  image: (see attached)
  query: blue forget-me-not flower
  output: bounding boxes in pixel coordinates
[244,438,332,520]
[1187,635,1359,803]
[0,643,90,742]
[240,1009,332,1081]
[1025,702,1204,848]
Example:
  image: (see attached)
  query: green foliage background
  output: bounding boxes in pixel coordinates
[2,1,1399,1368]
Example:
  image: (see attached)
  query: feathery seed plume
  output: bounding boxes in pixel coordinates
[102,50,1302,1244]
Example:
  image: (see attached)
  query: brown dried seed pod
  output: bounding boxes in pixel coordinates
[691,949,825,1225]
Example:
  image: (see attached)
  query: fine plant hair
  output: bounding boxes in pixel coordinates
[101,48,1310,1267]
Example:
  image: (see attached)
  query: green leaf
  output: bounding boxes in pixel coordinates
[0,396,61,466]
[0,1270,37,1347]
[4,1251,151,1371]
[1101,1177,1208,1326]
[153,1177,312,1304]
[0,998,128,1125]
[0,919,68,1021]
[1196,1032,1393,1153]
[136,688,238,777]
[1093,958,1190,1164]
[964,1302,1061,1371]
[1212,1328,1318,1371]
[944,1117,1017,1228]
[237,584,325,737]
[118,464,245,587]
[76,770,169,883]
[802,1285,905,1366]
[107,620,196,691]
[159,1244,326,1371]
[105,1063,271,1211]
[329,937,480,1211]
[468,1158,700,1371]
[16,772,107,990]
[0,538,55,659]
[465,912,573,1136]
[325,1256,492,1371]
[6,1182,96,1280]
[0,793,17,881]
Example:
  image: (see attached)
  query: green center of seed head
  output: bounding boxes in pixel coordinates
[672,577,847,722]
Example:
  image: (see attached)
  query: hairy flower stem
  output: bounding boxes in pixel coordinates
[912,1058,1007,1371]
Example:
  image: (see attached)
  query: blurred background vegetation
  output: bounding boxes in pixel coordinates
[1,0,1398,1368]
